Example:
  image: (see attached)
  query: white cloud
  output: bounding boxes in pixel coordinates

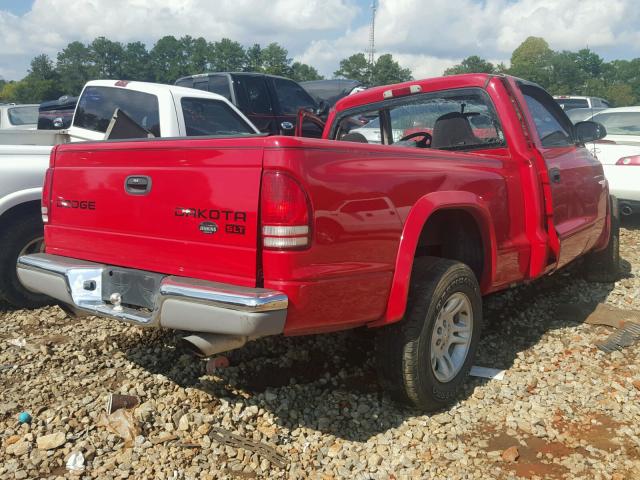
[2,0,640,81]
[296,0,640,80]
[0,0,359,79]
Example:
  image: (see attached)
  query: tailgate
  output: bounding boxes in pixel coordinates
[45,137,265,287]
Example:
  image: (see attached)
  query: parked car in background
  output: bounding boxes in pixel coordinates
[18,74,618,411]
[0,80,258,308]
[38,95,78,130]
[300,79,365,107]
[175,72,323,136]
[554,95,610,111]
[0,104,38,130]
[586,106,640,216]
[566,107,606,124]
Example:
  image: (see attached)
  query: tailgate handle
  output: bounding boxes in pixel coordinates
[125,175,152,195]
[549,168,561,184]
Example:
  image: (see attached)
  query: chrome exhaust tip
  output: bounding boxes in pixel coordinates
[181,333,247,357]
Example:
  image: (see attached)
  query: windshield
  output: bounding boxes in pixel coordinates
[302,80,361,106]
[8,106,38,125]
[566,108,604,124]
[590,112,640,136]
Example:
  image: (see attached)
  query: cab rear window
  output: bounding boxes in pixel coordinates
[74,86,160,136]
[333,88,505,151]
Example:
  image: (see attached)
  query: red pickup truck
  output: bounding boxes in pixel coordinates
[18,74,619,410]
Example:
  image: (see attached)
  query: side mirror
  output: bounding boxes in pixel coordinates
[575,121,607,143]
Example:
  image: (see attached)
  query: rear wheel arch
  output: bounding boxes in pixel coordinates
[0,200,50,308]
[377,192,496,326]
[0,200,41,230]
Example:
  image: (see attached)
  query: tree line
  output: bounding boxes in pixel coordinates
[444,37,640,106]
[2,35,639,107]
[0,35,412,104]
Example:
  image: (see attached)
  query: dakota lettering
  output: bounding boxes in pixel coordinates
[174,207,247,222]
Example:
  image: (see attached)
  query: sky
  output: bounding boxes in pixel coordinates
[1,0,640,82]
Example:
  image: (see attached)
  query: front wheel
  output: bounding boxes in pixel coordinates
[0,214,51,308]
[376,257,482,410]
[584,196,620,283]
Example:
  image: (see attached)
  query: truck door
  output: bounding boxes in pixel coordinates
[516,82,607,269]
[268,77,321,137]
[233,75,276,134]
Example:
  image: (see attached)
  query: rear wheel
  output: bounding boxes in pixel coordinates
[376,257,482,410]
[0,215,50,308]
[584,197,620,283]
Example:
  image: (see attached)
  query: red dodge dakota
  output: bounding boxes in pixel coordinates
[18,74,619,410]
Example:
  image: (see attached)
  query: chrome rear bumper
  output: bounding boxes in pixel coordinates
[17,253,287,336]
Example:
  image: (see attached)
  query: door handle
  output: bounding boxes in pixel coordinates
[549,168,561,184]
[125,175,152,195]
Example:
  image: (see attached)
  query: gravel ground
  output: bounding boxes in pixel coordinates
[1,219,640,479]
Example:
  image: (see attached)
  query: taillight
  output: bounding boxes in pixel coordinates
[616,155,640,166]
[41,168,54,223]
[260,171,311,249]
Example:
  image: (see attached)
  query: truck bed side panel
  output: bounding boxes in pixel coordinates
[260,137,512,335]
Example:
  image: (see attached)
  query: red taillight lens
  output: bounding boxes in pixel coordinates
[616,155,640,166]
[260,171,311,249]
[41,168,54,223]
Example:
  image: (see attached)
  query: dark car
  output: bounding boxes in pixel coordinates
[300,79,364,107]
[175,72,322,136]
[38,95,78,130]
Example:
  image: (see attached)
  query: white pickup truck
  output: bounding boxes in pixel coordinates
[0,80,258,308]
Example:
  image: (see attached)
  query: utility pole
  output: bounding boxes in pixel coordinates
[368,1,377,66]
[367,1,377,85]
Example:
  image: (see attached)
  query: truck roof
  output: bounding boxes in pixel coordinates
[176,72,298,83]
[84,80,234,103]
[334,73,495,112]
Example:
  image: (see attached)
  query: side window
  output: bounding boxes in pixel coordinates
[181,98,254,136]
[336,110,383,144]
[271,77,316,115]
[237,76,272,115]
[521,88,574,147]
[74,86,160,137]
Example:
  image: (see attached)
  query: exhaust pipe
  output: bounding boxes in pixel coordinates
[620,203,633,216]
[181,333,247,357]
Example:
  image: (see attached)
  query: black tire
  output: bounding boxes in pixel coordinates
[376,257,482,410]
[584,197,620,283]
[0,214,51,308]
